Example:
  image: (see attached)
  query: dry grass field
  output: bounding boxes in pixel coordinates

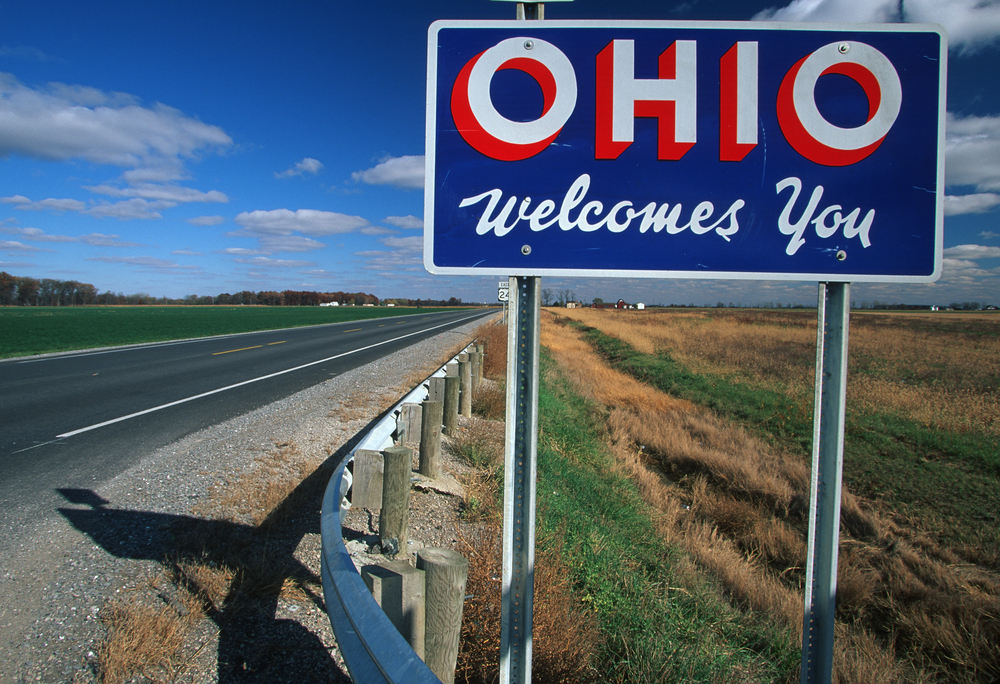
[555,307,1000,436]
[541,307,999,683]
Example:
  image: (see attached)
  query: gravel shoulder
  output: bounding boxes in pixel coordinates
[0,318,489,683]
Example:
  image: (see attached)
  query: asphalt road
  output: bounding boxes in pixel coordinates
[0,308,492,553]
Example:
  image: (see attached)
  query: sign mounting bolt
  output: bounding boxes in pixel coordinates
[836,250,847,261]
[838,43,850,54]
[521,245,532,255]
[523,40,534,50]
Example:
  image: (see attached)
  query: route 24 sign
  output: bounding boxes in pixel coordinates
[424,21,946,282]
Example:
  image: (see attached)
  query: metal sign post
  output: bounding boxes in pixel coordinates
[496,7,546,684]
[500,275,541,684]
[801,282,850,684]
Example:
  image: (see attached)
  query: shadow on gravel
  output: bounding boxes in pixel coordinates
[56,466,351,683]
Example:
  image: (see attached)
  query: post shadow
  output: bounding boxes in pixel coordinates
[57,462,351,683]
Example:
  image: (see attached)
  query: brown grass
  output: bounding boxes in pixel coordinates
[553,307,1000,436]
[448,406,603,683]
[450,417,506,525]
[474,320,507,380]
[457,523,603,684]
[97,584,205,684]
[540,310,1000,684]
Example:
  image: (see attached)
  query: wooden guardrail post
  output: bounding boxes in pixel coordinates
[402,403,422,444]
[350,449,383,509]
[476,343,485,383]
[428,376,446,403]
[419,400,443,479]
[417,548,469,684]
[379,445,412,555]
[443,375,459,436]
[470,348,481,394]
[361,561,426,659]
[458,354,472,418]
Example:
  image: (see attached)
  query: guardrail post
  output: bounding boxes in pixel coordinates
[417,548,469,684]
[470,349,481,394]
[476,343,485,382]
[429,376,446,403]
[446,361,458,378]
[419,400,444,479]
[443,375,459,436]
[458,354,472,417]
[351,449,383,509]
[362,561,427,659]
[401,403,422,445]
[379,445,412,555]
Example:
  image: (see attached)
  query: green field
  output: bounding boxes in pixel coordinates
[0,306,451,359]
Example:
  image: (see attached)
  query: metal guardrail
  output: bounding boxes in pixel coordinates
[320,349,472,683]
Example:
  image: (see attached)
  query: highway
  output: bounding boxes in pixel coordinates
[0,308,492,552]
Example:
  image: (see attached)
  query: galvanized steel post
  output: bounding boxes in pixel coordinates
[500,276,540,684]
[801,282,850,684]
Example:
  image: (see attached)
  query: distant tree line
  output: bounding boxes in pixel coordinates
[0,272,99,306]
[0,272,384,307]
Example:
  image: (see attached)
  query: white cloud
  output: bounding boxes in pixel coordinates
[980,230,1000,239]
[0,226,76,242]
[83,198,168,220]
[944,193,1000,215]
[85,183,228,204]
[0,239,41,252]
[946,113,1000,192]
[232,256,316,268]
[359,226,398,236]
[86,255,198,270]
[379,235,422,251]
[356,234,423,273]
[942,258,997,277]
[903,0,1000,53]
[172,248,202,256]
[79,233,141,247]
[276,157,324,178]
[352,155,425,190]
[753,0,898,23]
[753,0,1000,52]
[3,193,180,220]
[10,197,87,212]
[385,215,423,230]
[0,73,232,168]
[259,235,326,253]
[187,215,226,226]
[942,244,1000,259]
[234,208,369,236]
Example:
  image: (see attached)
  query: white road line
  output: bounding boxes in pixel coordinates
[54,312,486,440]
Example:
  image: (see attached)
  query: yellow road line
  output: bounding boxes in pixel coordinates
[343,328,362,333]
[213,345,263,356]
[267,341,286,346]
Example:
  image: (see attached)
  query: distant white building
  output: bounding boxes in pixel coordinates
[320,302,339,307]
[637,303,645,310]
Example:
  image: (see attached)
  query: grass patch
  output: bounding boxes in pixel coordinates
[534,351,799,683]
[574,321,1000,560]
[546,310,1000,682]
[0,305,450,359]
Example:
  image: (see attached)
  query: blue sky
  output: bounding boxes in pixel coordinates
[2,0,999,307]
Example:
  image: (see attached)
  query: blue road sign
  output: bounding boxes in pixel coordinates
[424,21,946,282]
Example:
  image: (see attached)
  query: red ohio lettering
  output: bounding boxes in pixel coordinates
[450,37,901,166]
